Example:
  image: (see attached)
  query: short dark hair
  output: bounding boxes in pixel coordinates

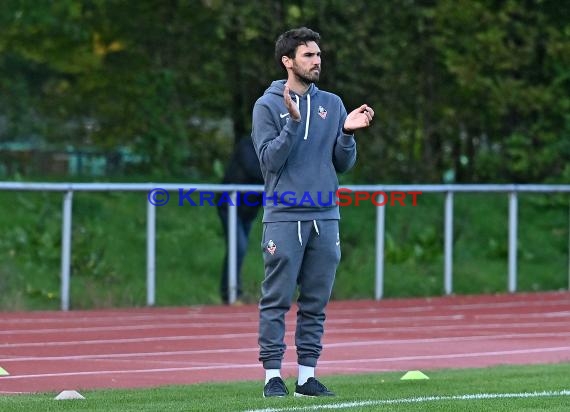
[274,27,320,71]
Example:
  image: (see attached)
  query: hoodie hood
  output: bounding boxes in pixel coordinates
[264,80,319,97]
[264,80,318,140]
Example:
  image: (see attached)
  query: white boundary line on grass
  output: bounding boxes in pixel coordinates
[243,390,570,412]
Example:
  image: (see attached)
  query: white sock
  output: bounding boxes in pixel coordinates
[298,365,314,386]
[265,369,281,384]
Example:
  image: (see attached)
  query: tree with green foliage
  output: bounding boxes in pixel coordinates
[1,0,568,182]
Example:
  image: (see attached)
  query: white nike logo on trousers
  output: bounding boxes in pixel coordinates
[280,113,290,118]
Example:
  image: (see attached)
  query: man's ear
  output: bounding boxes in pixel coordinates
[282,56,293,69]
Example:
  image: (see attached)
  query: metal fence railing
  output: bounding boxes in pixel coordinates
[0,182,569,310]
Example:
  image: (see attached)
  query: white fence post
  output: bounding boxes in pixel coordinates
[508,192,518,293]
[60,191,73,311]
[146,198,156,306]
[227,191,238,304]
[444,191,454,295]
[374,202,386,300]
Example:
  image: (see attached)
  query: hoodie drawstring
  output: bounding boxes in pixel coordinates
[298,220,320,246]
[293,93,311,140]
[304,94,311,140]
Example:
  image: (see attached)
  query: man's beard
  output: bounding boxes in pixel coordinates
[292,63,320,85]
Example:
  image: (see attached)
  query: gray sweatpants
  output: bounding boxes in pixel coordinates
[258,219,341,370]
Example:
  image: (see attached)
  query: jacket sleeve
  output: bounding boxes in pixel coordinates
[251,102,301,174]
[333,103,357,173]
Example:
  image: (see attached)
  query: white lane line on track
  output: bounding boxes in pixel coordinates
[315,346,570,366]
[242,390,570,412]
[0,314,469,335]
[3,311,570,336]
[0,311,258,325]
[2,332,570,362]
[0,332,256,348]
[474,311,570,319]
[330,298,570,315]
[2,346,570,380]
[1,294,568,325]
[2,320,570,348]
[0,321,260,335]
[2,320,570,349]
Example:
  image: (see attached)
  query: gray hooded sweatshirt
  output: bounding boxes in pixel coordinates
[251,80,357,222]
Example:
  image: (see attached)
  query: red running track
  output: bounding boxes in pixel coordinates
[1,291,569,394]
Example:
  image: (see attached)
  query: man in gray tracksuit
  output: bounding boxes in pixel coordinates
[251,27,374,398]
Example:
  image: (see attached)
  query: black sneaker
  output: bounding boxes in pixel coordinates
[294,377,335,397]
[263,377,289,397]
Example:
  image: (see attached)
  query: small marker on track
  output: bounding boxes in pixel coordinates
[0,367,9,376]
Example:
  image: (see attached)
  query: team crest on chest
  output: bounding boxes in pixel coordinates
[318,106,328,119]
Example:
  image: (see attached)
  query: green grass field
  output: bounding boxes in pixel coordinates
[1,364,569,411]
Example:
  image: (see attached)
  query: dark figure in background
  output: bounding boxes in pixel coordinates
[217,137,264,304]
